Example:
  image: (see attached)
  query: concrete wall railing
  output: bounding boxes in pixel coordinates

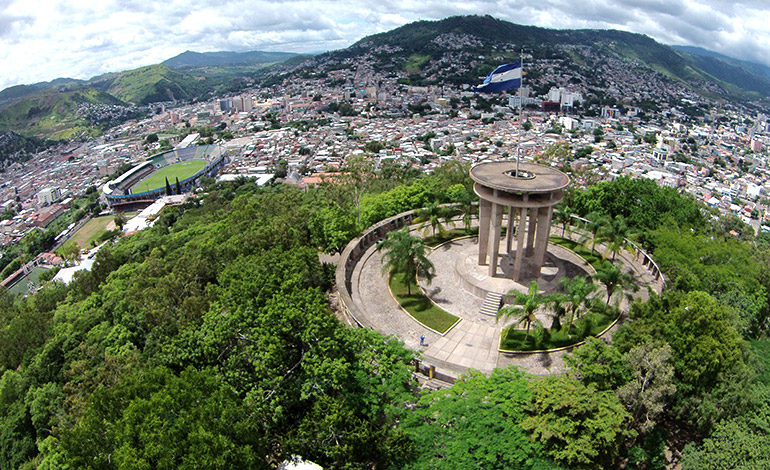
[566,214,665,287]
[335,202,476,328]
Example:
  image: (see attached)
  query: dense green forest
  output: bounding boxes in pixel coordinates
[0,163,769,468]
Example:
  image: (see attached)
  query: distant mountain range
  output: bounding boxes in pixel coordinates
[0,50,299,140]
[162,50,299,68]
[672,45,770,95]
[2,15,770,144]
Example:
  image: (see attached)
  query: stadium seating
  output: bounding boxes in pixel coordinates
[104,145,227,205]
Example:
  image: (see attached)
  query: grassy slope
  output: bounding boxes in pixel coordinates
[404,54,431,74]
[131,160,207,193]
[107,64,204,105]
[389,274,458,334]
[0,88,123,139]
[549,236,604,269]
[57,215,115,254]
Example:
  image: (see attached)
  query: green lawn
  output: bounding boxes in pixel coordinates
[404,54,431,73]
[8,266,50,297]
[389,274,459,334]
[131,160,207,193]
[550,236,605,270]
[500,308,617,351]
[58,215,114,254]
[56,212,135,255]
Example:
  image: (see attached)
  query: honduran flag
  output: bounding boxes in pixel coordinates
[473,61,522,93]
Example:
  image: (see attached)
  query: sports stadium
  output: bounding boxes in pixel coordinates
[103,145,226,206]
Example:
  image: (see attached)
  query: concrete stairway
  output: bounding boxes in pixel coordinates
[480,291,503,316]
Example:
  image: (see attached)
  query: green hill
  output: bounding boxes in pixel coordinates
[673,45,770,96]
[103,64,206,105]
[341,15,769,101]
[351,15,550,52]
[0,64,236,140]
[0,78,84,106]
[0,88,127,139]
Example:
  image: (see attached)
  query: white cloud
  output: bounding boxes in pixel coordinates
[2,0,770,91]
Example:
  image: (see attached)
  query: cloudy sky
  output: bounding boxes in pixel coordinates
[2,0,769,91]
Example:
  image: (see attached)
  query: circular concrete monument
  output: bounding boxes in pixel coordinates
[470,161,570,282]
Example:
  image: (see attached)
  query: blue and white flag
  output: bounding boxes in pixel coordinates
[473,61,522,93]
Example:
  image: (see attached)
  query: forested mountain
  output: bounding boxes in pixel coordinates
[0,78,84,107]
[674,45,770,95]
[0,54,294,141]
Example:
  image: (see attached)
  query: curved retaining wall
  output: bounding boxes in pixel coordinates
[335,209,418,328]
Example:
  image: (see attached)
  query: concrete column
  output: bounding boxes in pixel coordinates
[526,207,539,256]
[488,202,503,276]
[513,208,528,281]
[478,198,491,265]
[533,206,553,269]
[505,206,515,253]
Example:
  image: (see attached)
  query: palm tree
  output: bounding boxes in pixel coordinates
[458,200,474,232]
[548,293,569,330]
[446,184,475,232]
[61,242,80,265]
[596,215,633,261]
[593,260,637,305]
[455,195,475,233]
[579,211,610,254]
[377,228,435,295]
[553,204,573,237]
[498,281,552,341]
[414,202,455,237]
[558,275,598,336]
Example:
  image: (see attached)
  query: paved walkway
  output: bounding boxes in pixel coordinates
[351,242,441,351]
[426,320,501,374]
[349,223,661,378]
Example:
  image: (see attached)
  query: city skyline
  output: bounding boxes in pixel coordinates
[1,0,769,91]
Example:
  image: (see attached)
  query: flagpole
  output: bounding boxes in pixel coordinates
[517,49,523,177]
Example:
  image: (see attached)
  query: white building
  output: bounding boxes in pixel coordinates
[558,116,578,131]
[232,95,254,113]
[37,187,61,206]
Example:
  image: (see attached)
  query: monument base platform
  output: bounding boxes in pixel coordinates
[448,237,594,299]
